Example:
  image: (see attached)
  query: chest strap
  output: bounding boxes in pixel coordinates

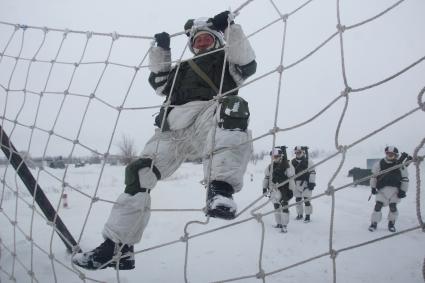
[187,59,219,94]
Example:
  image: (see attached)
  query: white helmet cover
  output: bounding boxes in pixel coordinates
[185,17,225,54]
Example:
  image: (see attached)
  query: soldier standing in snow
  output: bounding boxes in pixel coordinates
[368,146,409,232]
[291,146,316,223]
[262,147,295,233]
[73,11,257,270]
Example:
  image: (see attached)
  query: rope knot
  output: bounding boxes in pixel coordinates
[325,186,334,196]
[337,145,347,153]
[281,14,289,22]
[256,269,266,279]
[111,31,120,41]
[253,213,263,223]
[336,24,346,32]
[86,31,93,39]
[330,249,338,259]
[268,127,280,135]
[276,64,284,73]
[180,233,189,242]
[341,87,351,96]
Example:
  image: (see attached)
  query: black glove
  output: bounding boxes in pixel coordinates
[154,32,170,50]
[263,188,271,197]
[371,187,377,195]
[209,11,233,32]
[397,190,406,198]
[308,182,315,190]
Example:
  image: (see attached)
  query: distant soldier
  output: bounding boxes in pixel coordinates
[291,146,316,223]
[369,146,410,232]
[262,147,295,233]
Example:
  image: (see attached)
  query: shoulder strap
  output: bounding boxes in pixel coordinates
[187,59,219,94]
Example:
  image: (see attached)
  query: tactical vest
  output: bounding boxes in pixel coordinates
[270,161,290,189]
[291,158,309,182]
[163,50,238,106]
[376,159,402,189]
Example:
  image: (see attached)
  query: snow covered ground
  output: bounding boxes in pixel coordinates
[0,153,424,283]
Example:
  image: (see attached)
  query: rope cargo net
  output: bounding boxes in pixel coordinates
[0,0,424,282]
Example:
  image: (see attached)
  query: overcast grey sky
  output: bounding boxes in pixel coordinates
[1,0,424,159]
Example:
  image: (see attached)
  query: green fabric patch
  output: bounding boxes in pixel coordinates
[218,96,250,131]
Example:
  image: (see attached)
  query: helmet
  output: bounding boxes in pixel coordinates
[270,148,283,162]
[271,148,282,157]
[184,17,225,54]
[294,146,305,158]
[385,146,399,160]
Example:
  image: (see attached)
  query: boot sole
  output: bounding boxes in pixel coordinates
[207,207,236,220]
[108,262,135,270]
[73,259,135,270]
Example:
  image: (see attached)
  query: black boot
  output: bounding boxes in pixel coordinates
[368,222,377,232]
[109,244,135,270]
[73,238,135,270]
[295,214,303,220]
[206,180,236,220]
[388,221,396,233]
[304,215,311,223]
[274,224,283,229]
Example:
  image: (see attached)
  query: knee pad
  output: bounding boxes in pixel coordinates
[374,201,383,212]
[218,96,250,131]
[389,203,398,213]
[124,158,161,195]
[296,197,302,203]
[273,203,281,210]
[304,199,311,206]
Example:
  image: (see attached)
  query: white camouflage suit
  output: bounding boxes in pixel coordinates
[369,158,409,224]
[292,157,316,217]
[262,162,295,227]
[102,23,256,245]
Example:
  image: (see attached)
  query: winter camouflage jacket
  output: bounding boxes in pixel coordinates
[148,24,257,106]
